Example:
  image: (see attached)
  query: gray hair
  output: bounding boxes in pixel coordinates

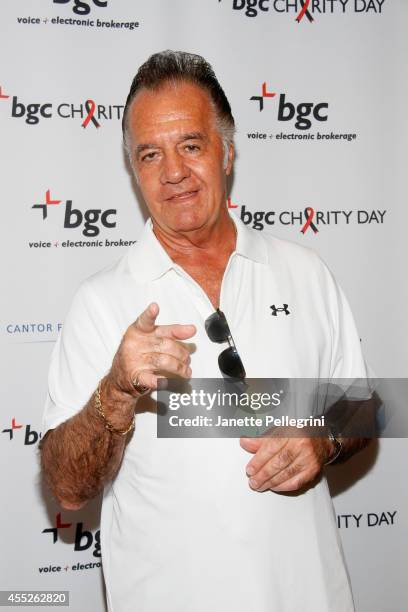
[122,50,235,168]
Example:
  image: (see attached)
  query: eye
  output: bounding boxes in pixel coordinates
[141,151,157,162]
[184,144,200,153]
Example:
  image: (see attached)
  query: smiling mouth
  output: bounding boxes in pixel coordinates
[166,190,199,202]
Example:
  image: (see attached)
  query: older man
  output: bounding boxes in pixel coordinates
[41,51,370,612]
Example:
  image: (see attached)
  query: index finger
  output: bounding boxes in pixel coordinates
[155,323,196,341]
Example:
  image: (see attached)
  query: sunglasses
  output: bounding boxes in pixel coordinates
[205,309,246,381]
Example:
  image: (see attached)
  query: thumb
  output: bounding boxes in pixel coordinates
[135,302,159,333]
[240,436,263,454]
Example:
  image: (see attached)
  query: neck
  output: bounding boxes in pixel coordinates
[152,209,237,263]
[151,209,237,309]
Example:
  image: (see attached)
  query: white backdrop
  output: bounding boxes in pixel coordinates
[1,1,407,610]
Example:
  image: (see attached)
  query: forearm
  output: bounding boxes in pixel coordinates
[40,376,136,509]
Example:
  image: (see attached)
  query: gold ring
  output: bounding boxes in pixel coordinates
[131,374,150,395]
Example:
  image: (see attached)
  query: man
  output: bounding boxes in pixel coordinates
[41,51,370,612]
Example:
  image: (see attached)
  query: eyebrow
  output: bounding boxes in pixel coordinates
[179,132,205,143]
[135,143,157,155]
[135,132,206,155]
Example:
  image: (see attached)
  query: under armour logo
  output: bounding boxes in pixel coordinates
[270,304,290,316]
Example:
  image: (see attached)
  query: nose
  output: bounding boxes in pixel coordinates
[160,150,191,185]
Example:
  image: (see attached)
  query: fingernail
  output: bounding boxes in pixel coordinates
[246,465,255,476]
[249,478,258,489]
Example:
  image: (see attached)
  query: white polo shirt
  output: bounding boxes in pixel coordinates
[43,215,367,612]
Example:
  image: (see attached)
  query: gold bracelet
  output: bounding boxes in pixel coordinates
[94,380,135,436]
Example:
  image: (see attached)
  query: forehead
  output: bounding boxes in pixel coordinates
[127,81,216,142]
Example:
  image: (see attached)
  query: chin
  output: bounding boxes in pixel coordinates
[167,210,209,233]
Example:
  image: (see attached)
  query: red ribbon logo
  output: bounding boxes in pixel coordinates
[301,207,318,234]
[82,99,100,129]
[296,0,314,23]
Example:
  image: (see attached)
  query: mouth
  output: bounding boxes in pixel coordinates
[165,190,199,202]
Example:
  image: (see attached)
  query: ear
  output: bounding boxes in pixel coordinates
[225,143,234,176]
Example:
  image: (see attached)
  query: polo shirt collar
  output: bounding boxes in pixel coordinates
[233,213,269,265]
[128,213,269,283]
[128,219,173,283]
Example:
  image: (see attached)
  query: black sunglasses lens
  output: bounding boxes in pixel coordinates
[218,347,246,379]
[205,311,230,343]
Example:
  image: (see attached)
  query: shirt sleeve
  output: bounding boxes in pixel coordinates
[329,278,368,380]
[41,280,112,435]
[314,257,375,412]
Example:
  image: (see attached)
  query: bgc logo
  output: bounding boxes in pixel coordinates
[53,0,107,15]
[225,1,387,21]
[250,84,328,130]
[32,190,117,237]
[235,202,386,231]
[232,0,314,20]
[2,418,41,445]
[10,95,123,127]
[42,514,101,558]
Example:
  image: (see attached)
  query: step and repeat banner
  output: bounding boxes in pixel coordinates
[1,1,407,611]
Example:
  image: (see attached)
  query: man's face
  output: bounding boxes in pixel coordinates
[126,81,233,235]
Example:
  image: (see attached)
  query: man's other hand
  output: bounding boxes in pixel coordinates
[240,430,333,493]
